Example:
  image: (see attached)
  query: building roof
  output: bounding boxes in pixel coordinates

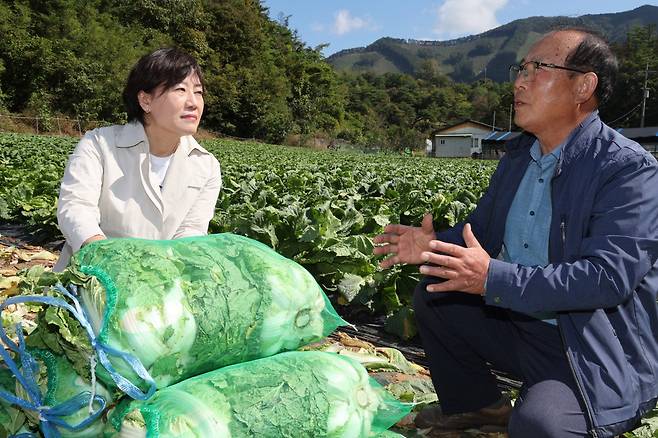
[433,119,503,135]
[615,127,658,139]
[478,126,658,146]
[481,131,523,142]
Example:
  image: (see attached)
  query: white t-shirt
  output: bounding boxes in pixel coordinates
[149,153,173,190]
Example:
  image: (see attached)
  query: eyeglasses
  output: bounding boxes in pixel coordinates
[509,61,588,82]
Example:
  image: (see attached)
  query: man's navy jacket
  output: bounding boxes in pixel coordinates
[436,112,658,437]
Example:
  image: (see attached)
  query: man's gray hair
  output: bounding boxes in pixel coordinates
[553,27,618,105]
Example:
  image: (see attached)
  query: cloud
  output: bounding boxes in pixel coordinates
[311,22,325,32]
[433,0,509,39]
[333,9,369,35]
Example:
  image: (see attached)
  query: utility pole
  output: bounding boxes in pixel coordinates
[508,103,513,132]
[641,62,650,128]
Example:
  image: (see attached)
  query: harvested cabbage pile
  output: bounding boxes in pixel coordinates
[6,235,414,437]
[65,234,347,389]
[107,351,411,437]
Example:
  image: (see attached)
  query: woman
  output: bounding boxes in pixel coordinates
[54,48,221,271]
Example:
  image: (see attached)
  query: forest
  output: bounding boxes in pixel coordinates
[0,0,656,150]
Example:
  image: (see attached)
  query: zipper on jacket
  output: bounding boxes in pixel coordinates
[560,216,567,257]
[558,324,598,437]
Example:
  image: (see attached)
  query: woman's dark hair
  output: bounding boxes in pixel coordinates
[122,48,204,124]
[561,28,618,105]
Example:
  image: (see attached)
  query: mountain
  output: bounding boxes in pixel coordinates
[327,5,658,82]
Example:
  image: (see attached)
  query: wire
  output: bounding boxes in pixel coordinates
[607,101,643,125]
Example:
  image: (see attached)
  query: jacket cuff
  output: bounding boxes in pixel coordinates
[483,260,492,296]
[483,258,517,308]
[69,225,105,252]
[173,228,207,239]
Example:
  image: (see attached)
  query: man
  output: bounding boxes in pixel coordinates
[374,29,658,437]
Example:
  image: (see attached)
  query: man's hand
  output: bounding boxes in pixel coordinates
[419,223,490,295]
[373,214,435,268]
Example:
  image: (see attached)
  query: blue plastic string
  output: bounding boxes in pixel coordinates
[0,327,106,438]
[0,283,157,436]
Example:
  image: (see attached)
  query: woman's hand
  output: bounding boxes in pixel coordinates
[81,234,106,247]
[373,214,435,268]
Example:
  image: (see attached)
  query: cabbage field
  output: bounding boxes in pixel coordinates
[2,133,658,438]
[0,132,496,339]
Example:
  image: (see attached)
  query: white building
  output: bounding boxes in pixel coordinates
[429,120,501,158]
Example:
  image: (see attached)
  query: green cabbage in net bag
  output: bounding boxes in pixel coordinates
[0,365,29,437]
[13,349,113,437]
[106,351,412,437]
[372,432,406,438]
[70,234,347,389]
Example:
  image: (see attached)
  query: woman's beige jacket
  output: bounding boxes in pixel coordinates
[54,122,221,271]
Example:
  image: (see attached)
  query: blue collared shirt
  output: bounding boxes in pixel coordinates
[500,139,562,323]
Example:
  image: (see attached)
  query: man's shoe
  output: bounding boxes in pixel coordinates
[414,395,512,432]
[414,404,444,429]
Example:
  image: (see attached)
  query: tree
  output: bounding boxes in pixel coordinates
[604,25,658,127]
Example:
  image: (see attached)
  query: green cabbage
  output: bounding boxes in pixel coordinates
[69,234,346,389]
[0,366,28,436]
[106,351,411,437]
[14,350,112,437]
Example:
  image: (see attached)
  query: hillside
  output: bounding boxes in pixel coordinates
[328,5,658,82]
[0,1,655,147]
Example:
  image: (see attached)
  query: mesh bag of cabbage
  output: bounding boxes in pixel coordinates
[69,233,347,390]
[0,366,29,437]
[107,351,412,438]
[11,349,112,438]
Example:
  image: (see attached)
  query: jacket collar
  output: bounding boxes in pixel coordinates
[115,121,210,156]
[116,121,211,215]
[506,111,601,173]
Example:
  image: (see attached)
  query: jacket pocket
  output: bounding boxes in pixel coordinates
[567,310,640,424]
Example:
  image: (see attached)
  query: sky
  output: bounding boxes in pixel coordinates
[262,0,657,56]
